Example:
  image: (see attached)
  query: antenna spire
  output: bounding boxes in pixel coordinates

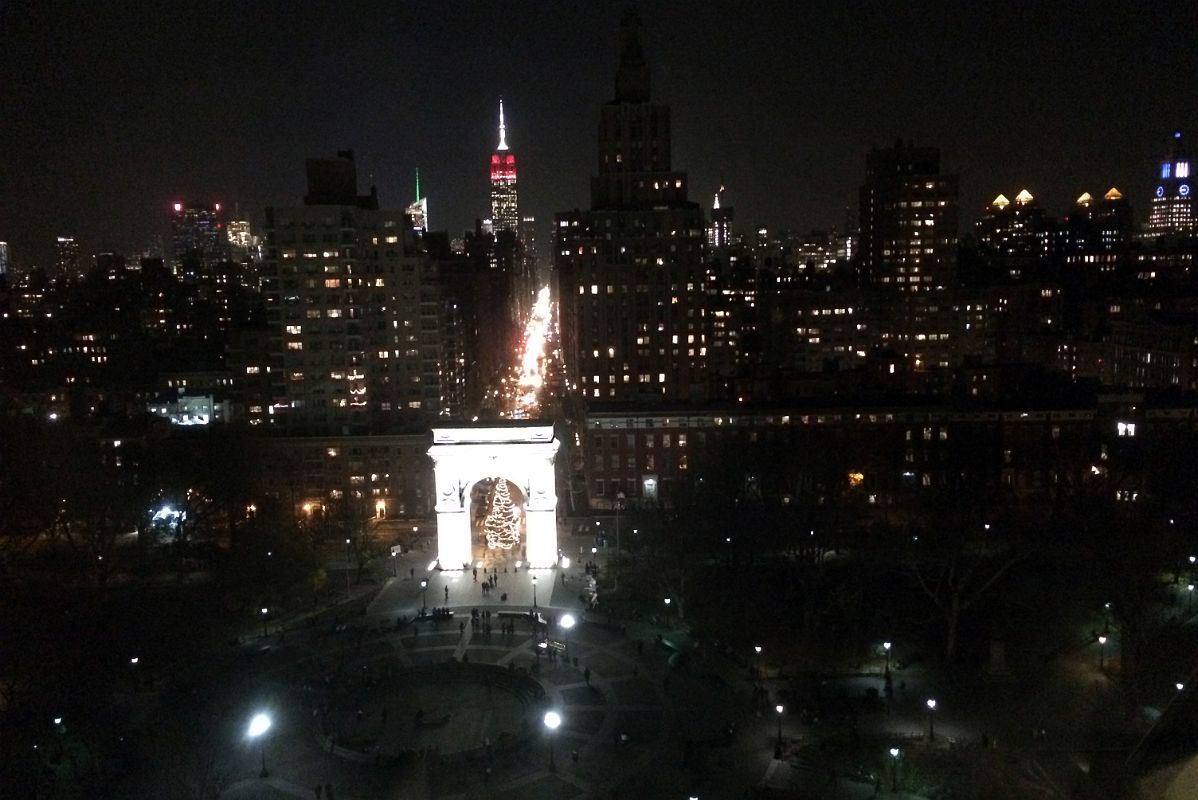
[414,168,421,201]
[497,98,509,151]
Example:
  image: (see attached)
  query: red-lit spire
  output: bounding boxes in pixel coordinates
[497,99,509,151]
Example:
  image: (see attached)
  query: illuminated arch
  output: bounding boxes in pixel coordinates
[428,424,559,569]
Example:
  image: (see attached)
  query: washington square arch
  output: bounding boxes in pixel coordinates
[427,423,560,570]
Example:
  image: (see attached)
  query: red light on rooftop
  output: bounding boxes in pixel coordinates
[173,203,183,212]
[491,155,501,164]
[214,203,222,211]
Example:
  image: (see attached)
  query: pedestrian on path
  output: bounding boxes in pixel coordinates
[584,666,591,686]
[444,585,449,601]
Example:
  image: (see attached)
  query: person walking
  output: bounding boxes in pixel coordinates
[444,585,449,602]
[584,666,591,686]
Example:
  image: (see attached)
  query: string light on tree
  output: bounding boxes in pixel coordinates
[483,478,522,550]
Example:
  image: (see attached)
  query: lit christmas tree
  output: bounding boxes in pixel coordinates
[483,478,521,549]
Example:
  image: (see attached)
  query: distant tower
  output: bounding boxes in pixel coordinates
[55,236,80,279]
[858,139,959,291]
[490,100,519,233]
[0,241,9,277]
[708,185,733,249]
[170,201,225,278]
[406,168,429,233]
[1146,131,1195,238]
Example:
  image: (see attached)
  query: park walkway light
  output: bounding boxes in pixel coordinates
[246,712,272,777]
[543,710,562,772]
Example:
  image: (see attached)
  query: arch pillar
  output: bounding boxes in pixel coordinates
[428,424,560,570]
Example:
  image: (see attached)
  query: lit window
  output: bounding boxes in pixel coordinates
[1178,162,1190,179]
[1163,163,1173,179]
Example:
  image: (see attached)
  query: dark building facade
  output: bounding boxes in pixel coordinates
[556,11,710,406]
[260,151,445,435]
[859,140,959,292]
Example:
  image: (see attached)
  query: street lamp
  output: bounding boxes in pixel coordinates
[925,698,937,741]
[614,491,625,592]
[532,575,539,609]
[883,641,892,675]
[344,538,352,598]
[1188,584,1194,614]
[889,747,901,791]
[774,704,784,756]
[420,579,428,614]
[247,712,272,778]
[1097,635,1107,670]
[391,550,397,577]
[543,710,561,772]
[560,613,575,659]
[663,597,671,623]
[260,607,269,638]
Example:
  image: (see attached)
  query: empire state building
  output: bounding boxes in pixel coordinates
[490,100,519,233]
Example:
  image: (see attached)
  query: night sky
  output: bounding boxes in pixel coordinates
[1,1,1194,268]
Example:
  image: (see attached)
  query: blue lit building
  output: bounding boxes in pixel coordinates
[1145,132,1195,239]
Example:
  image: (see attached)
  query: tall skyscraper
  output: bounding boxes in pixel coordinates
[858,140,959,291]
[490,100,519,233]
[1145,131,1195,238]
[975,189,1053,281]
[556,11,709,410]
[707,186,733,249]
[170,201,225,277]
[0,241,9,277]
[261,151,445,434]
[406,168,429,233]
[55,236,80,279]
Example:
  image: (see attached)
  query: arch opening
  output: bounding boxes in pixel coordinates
[469,476,528,564]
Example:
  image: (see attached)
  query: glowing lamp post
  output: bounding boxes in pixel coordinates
[532,575,539,609]
[1188,584,1194,615]
[420,579,428,614]
[260,607,269,638]
[889,747,901,791]
[560,613,575,659]
[774,704,784,756]
[926,698,937,741]
[247,712,272,778]
[883,641,892,675]
[543,710,561,772]
[614,491,625,592]
[344,538,352,598]
[1097,635,1107,671]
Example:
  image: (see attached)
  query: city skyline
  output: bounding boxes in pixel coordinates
[1,2,1194,267]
